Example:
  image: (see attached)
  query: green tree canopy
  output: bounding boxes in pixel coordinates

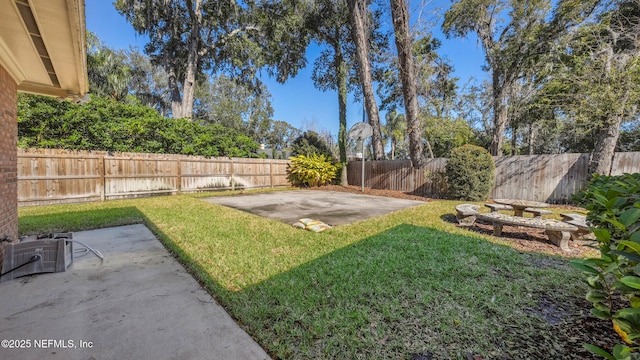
[17,94,260,157]
[443,0,602,156]
[87,32,172,115]
[194,74,274,144]
[422,115,477,158]
[267,121,301,150]
[87,32,131,101]
[115,0,311,119]
[383,110,407,160]
[546,0,640,174]
[291,131,335,161]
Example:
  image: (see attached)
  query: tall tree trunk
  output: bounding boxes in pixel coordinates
[424,141,434,159]
[390,0,426,168]
[490,102,508,156]
[391,140,396,160]
[490,113,508,156]
[335,42,349,185]
[490,70,509,156]
[178,56,197,119]
[165,52,183,119]
[589,115,622,175]
[510,121,518,155]
[174,0,202,120]
[527,122,539,155]
[348,0,385,159]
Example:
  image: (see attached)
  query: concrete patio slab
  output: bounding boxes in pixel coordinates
[203,190,426,226]
[0,224,270,360]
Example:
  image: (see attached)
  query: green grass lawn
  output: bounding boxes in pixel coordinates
[18,191,609,359]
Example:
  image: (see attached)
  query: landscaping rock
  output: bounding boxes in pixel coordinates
[455,204,480,226]
[292,218,332,232]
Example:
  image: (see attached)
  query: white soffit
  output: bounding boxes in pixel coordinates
[0,0,88,98]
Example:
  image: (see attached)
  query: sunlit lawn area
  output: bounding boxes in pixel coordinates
[18,191,607,359]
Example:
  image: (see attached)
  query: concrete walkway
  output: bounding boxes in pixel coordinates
[0,224,270,360]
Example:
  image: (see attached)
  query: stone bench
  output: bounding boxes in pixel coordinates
[455,204,480,226]
[476,212,578,251]
[485,203,513,212]
[485,203,552,218]
[560,213,587,223]
[524,208,553,218]
[560,213,595,241]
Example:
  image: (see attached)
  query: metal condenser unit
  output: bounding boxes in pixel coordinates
[1,233,73,282]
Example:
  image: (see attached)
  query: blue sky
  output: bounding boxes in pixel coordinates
[85,1,486,137]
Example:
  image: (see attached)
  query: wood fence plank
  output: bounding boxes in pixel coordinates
[18,148,640,206]
[17,148,290,206]
[347,152,640,203]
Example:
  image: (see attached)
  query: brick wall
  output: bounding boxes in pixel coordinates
[0,65,18,266]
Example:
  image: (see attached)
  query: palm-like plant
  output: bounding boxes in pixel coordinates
[87,32,131,100]
[384,110,407,160]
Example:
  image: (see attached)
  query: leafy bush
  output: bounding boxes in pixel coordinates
[17,94,260,157]
[445,145,495,201]
[422,115,478,157]
[291,131,335,160]
[287,154,340,187]
[572,173,640,358]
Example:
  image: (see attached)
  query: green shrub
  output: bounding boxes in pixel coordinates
[445,145,495,201]
[572,173,640,358]
[291,131,335,161]
[287,154,340,187]
[17,94,259,157]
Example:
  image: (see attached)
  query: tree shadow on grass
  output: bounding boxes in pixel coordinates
[18,206,145,236]
[440,213,458,224]
[18,207,614,359]
[218,224,613,360]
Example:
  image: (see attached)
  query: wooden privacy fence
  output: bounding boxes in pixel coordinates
[347,152,640,203]
[17,148,290,207]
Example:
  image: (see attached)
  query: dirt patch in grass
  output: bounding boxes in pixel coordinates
[503,295,618,359]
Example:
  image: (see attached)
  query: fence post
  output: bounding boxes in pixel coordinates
[270,161,274,188]
[99,155,105,201]
[230,159,235,191]
[177,159,182,194]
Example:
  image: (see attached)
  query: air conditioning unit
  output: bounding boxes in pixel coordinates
[1,233,73,282]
